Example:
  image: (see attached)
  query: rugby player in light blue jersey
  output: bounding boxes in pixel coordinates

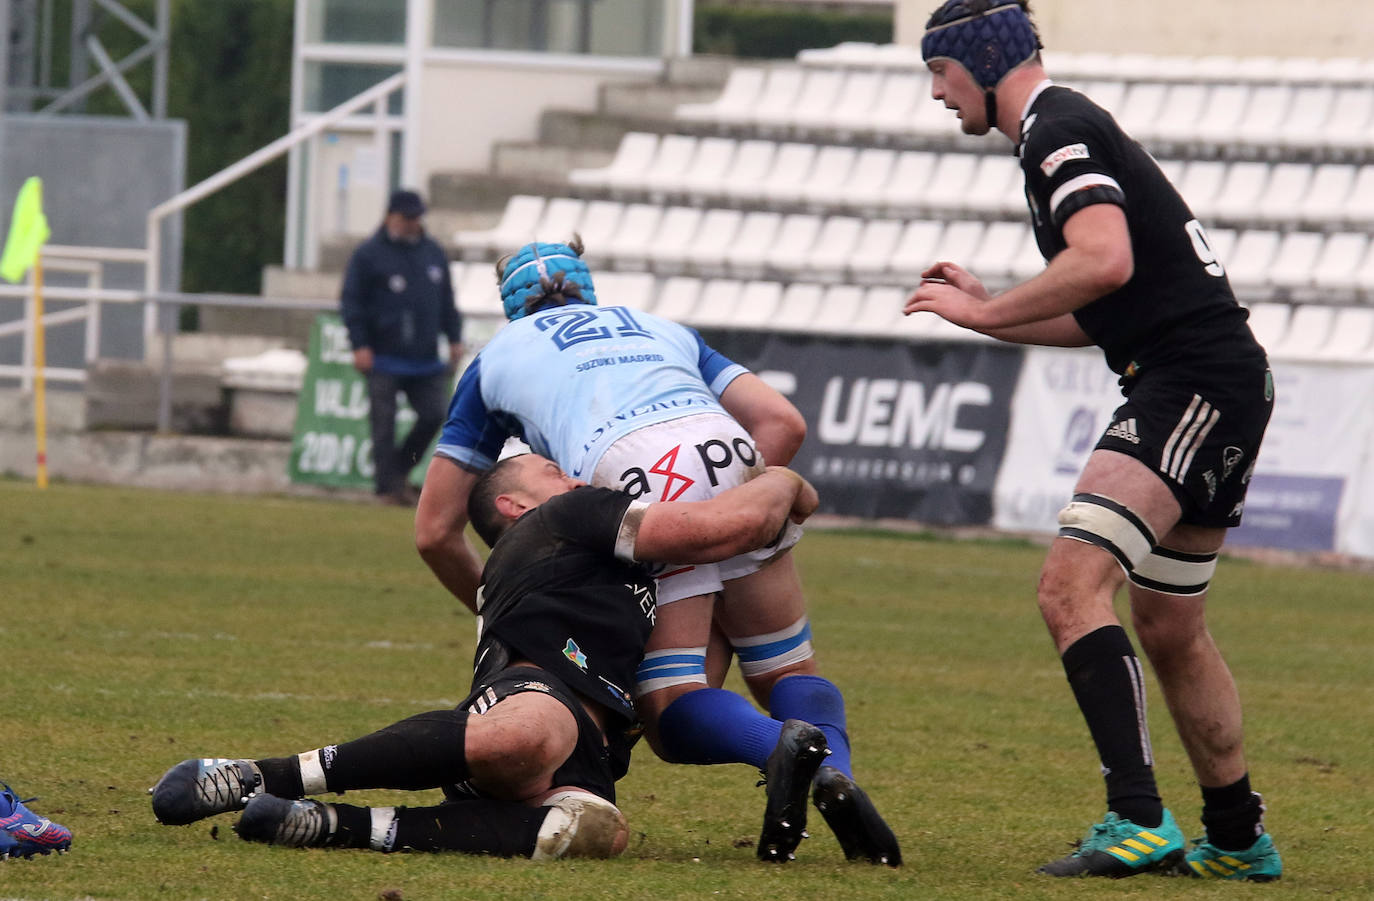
[414,237,899,866]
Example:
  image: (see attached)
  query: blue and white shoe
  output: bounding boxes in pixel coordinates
[1,785,72,859]
[151,758,264,826]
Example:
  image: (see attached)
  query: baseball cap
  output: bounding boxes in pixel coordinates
[387,189,426,218]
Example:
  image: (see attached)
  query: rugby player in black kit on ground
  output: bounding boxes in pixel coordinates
[150,455,822,861]
[907,0,1281,881]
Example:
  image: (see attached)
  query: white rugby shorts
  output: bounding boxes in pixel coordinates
[591,412,803,604]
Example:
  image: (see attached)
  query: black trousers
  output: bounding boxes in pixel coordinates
[366,369,449,495]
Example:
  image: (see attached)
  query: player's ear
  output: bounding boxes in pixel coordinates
[493,491,531,521]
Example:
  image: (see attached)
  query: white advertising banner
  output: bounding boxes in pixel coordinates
[1229,361,1374,554]
[993,347,1123,534]
[994,350,1374,557]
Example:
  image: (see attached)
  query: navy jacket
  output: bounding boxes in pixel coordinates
[340,226,462,374]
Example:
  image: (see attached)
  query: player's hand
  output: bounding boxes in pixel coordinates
[767,466,819,523]
[918,261,990,300]
[353,347,374,374]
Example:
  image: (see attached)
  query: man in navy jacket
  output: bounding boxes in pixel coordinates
[340,189,463,503]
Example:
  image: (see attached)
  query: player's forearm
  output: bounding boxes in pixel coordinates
[417,534,484,616]
[978,312,1094,346]
[637,469,810,563]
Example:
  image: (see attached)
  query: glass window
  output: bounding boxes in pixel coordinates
[304,62,404,114]
[433,0,664,57]
[304,0,407,45]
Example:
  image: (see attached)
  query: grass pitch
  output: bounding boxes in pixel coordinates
[2,479,1371,900]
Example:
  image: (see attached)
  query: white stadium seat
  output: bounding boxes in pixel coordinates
[1321,87,1374,151]
[747,67,808,130]
[534,197,586,244]
[811,284,866,334]
[1312,232,1370,294]
[753,143,818,204]
[690,278,746,328]
[595,271,657,313]
[1256,162,1312,223]
[887,220,945,281]
[882,150,939,210]
[777,68,846,131]
[1299,163,1356,223]
[824,70,886,132]
[1324,307,1374,360]
[801,145,859,207]
[1243,302,1290,351]
[933,220,987,267]
[1270,304,1335,359]
[834,147,898,210]
[967,220,1030,282]
[1114,83,1168,137]
[680,208,744,272]
[1226,230,1281,292]
[1010,227,1047,280]
[1192,84,1251,143]
[1175,160,1226,220]
[847,218,907,279]
[866,72,927,135]
[853,285,907,337]
[456,260,502,317]
[1232,84,1292,145]
[677,136,739,197]
[653,276,702,321]
[1148,83,1209,143]
[677,67,766,124]
[722,210,783,277]
[639,134,699,195]
[1343,165,1374,226]
[919,153,980,212]
[773,282,825,331]
[804,216,865,281]
[764,213,825,274]
[719,139,778,201]
[732,280,785,330]
[453,194,544,257]
[1278,85,1336,151]
[1211,161,1270,221]
[568,132,657,191]
[575,200,625,257]
[1266,232,1325,291]
[964,154,1023,216]
[606,203,672,268]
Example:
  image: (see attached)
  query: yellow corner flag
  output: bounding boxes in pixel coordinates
[1,176,52,284]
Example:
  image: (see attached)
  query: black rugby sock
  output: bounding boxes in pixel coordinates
[266,708,471,794]
[1062,625,1164,828]
[1201,774,1265,851]
[391,800,547,856]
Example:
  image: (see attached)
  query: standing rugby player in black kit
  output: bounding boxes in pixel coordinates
[907,0,1281,881]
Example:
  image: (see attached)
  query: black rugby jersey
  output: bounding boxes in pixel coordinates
[1018,83,1266,379]
[473,486,656,724]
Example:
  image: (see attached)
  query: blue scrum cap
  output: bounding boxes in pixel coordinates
[498,241,597,321]
[921,0,1041,89]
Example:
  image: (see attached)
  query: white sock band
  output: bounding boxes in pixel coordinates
[369,806,398,852]
[298,748,329,795]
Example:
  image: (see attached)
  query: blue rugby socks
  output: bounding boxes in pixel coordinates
[768,674,852,777]
[657,688,782,767]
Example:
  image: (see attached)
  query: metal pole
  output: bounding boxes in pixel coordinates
[157,299,174,432]
[153,0,170,118]
[401,0,428,188]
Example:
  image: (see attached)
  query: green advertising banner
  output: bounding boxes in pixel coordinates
[288,313,437,489]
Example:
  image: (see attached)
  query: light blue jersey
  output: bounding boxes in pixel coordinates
[436,303,749,478]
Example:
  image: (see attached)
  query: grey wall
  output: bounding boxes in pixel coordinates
[0,114,186,373]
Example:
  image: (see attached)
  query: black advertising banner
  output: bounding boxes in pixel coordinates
[701,331,1025,525]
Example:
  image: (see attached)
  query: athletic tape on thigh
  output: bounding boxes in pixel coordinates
[1128,547,1218,596]
[731,618,814,677]
[634,647,708,696]
[1057,492,1157,572]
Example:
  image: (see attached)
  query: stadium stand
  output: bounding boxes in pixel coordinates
[454,44,1374,345]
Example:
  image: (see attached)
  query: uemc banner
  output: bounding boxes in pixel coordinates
[701,331,1023,524]
[288,314,425,489]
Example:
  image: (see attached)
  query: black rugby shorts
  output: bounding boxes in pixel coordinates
[1095,362,1273,529]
